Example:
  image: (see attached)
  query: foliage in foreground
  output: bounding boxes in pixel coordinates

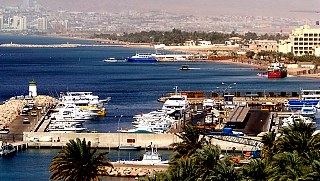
[49,138,112,181]
[143,121,320,181]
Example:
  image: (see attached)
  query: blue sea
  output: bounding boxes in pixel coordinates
[1,34,320,180]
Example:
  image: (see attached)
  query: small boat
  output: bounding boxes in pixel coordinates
[114,144,168,165]
[103,57,127,62]
[180,65,190,70]
[0,142,16,157]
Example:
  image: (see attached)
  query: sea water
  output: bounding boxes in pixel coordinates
[1,34,320,180]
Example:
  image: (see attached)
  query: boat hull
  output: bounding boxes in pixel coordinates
[268,71,287,78]
[127,58,157,63]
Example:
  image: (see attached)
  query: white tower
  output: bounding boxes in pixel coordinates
[28,80,37,97]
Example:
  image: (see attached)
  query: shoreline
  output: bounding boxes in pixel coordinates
[2,33,320,79]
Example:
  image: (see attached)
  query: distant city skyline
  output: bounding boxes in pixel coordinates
[1,0,319,19]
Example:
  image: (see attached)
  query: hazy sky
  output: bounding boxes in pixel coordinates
[2,0,320,18]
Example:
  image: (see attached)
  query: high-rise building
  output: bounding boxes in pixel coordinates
[279,25,320,57]
[0,15,3,30]
[37,17,47,31]
[11,16,20,29]
[19,16,27,30]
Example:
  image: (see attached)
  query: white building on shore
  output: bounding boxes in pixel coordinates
[279,25,320,57]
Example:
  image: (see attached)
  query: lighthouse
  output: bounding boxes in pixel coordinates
[28,80,37,97]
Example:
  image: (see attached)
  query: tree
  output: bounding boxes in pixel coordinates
[261,131,277,159]
[246,51,255,59]
[170,125,207,159]
[165,158,199,181]
[241,158,269,181]
[49,138,112,181]
[277,120,319,156]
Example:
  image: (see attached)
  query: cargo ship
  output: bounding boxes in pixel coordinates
[267,62,287,78]
[127,53,157,63]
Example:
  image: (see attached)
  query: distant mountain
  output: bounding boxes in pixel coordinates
[1,0,319,18]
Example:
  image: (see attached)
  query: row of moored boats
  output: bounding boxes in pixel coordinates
[46,92,110,133]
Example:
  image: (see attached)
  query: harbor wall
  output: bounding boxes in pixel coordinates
[23,132,259,151]
[23,132,181,149]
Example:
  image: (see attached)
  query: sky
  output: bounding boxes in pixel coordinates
[1,0,320,18]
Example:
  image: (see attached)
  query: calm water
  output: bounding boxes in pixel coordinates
[1,34,320,180]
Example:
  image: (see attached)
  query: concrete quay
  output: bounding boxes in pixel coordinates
[23,132,259,152]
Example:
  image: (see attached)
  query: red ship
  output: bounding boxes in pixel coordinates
[267,62,287,78]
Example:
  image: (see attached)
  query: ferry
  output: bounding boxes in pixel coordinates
[127,53,157,63]
[288,89,320,111]
[267,62,287,78]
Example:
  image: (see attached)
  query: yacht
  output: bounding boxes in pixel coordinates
[162,94,189,113]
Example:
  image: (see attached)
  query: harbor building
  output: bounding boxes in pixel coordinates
[279,25,320,57]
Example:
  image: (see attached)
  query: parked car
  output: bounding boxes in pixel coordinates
[31,111,37,116]
[23,117,30,124]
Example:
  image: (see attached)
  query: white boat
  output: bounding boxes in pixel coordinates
[162,93,190,114]
[281,113,315,127]
[0,142,16,157]
[299,104,317,119]
[203,99,217,109]
[103,57,127,62]
[115,145,168,165]
[119,127,154,134]
[46,122,86,133]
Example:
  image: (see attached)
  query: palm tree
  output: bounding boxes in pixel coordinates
[261,131,277,159]
[165,158,199,181]
[268,151,309,181]
[241,158,269,181]
[277,120,319,156]
[191,145,222,179]
[49,138,112,181]
[170,125,207,159]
